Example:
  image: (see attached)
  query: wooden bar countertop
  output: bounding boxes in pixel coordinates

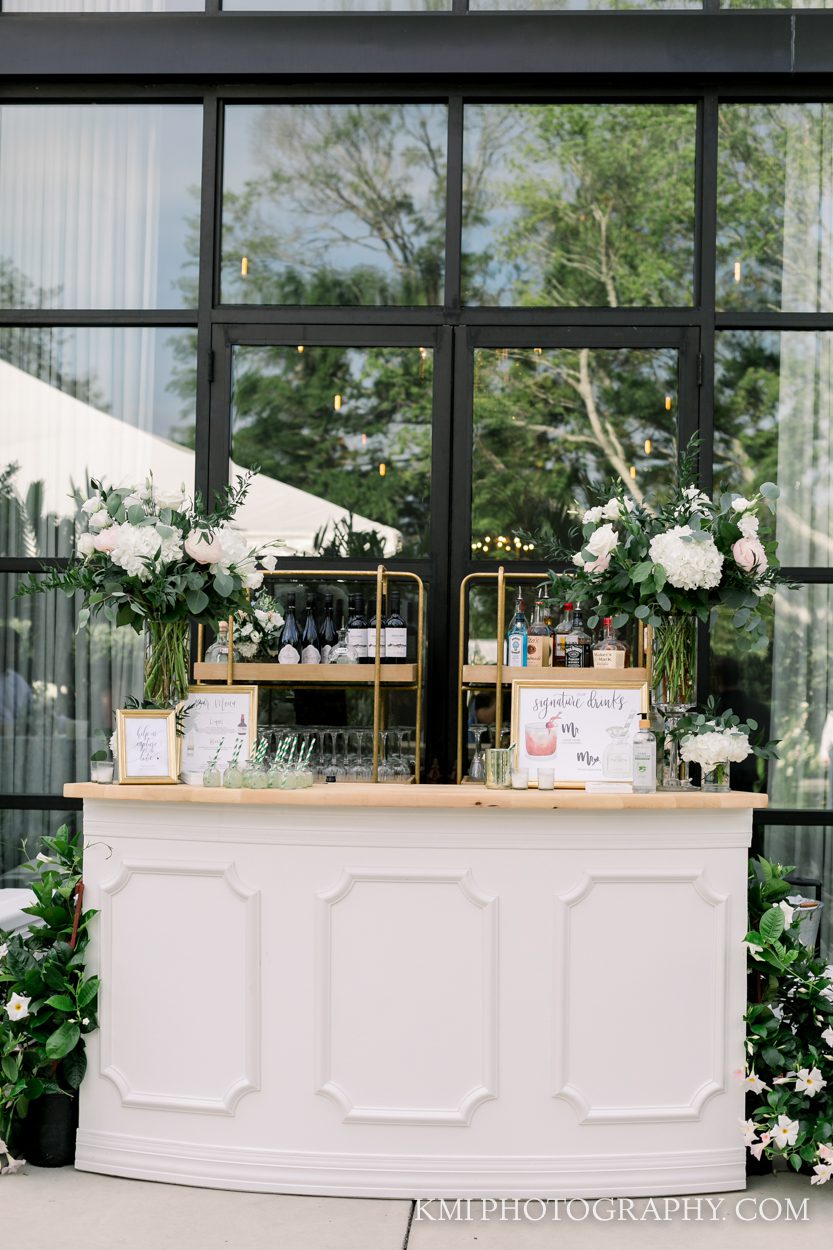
[65,782,768,811]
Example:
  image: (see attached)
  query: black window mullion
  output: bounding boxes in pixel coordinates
[196,91,220,508]
[444,95,464,316]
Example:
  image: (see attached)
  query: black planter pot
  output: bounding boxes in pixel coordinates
[19,1092,78,1167]
[745,1149,774,1177]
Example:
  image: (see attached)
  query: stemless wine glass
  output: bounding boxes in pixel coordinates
[469,725,487,782]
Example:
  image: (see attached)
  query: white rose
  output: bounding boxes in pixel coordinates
[155,487,190,512]
[601,498,630,521]
[88,508,113,532]
[731,496,754,512]
[81,494,103,515]
[259,552,278,572]
[582,506,604,524]
[77,533,96,557]
[585,523,619,561]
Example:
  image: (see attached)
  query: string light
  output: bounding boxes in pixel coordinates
[333,394,342,412]
[241,256,249,276]
[629,465,637,480]
[734,261,742,283]
[379,463,386,477]
[297,345,304,354]
[664,395,672,412]
[644,438,653,455]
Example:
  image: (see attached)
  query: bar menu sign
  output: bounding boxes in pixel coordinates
[180,685,258,783]
[510,675,648,786]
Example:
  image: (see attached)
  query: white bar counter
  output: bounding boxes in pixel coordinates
[65,782,765,1199]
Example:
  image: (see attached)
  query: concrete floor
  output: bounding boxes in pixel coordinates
[0,1168,831,1250]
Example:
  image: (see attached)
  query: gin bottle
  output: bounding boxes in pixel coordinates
[505,593,528,668]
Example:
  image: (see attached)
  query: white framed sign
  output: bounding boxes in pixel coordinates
[116,709,178,785]
[180,685,258,783]
[510,674,649,787]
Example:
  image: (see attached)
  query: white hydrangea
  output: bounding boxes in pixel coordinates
[725,731,752,763]
[680,731,733,770]
[738,512,759,540]
[649,525,724,591]
[156,527,183,565]
[110,523,162,582]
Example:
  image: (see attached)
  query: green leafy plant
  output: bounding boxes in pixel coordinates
[743,857,833,1183]
[0,825,98,1174]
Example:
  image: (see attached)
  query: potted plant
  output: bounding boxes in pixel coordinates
[674,698,779,791]
[742,856,833,1183]
[0,824,98,1172]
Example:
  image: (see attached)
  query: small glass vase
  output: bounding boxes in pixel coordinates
[702,761,731,792]
[652,613,697,790]
[144,618,190,707]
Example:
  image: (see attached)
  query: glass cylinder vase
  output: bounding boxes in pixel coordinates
[702,761,731,792]
[144,618,190,707]
[652,613,697,790]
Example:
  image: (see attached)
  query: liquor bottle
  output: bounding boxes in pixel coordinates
[553,603,574,668]
[384,590,408,664]
[564,605,592,668]
[632,719,657,793]
[527,598,552,667]
[505,593,528,667]
[319,595,338,664]
[346,594,369,663]
[368,593,386,663]
[300,600,321,664]
[277,594,301,664]
[205,620,229,664]
[592,617,629,669]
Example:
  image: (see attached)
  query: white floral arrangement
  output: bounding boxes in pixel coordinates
[675,700,777,775]
[232,593,283,660]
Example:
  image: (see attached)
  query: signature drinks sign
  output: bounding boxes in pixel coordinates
[510,674,648,786]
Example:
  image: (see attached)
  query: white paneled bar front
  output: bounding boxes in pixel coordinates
[64,783,763,1199]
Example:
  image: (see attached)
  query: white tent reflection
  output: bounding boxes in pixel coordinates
[0,357,403,556]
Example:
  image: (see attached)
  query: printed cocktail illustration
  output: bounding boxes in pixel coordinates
[525,716,560,757]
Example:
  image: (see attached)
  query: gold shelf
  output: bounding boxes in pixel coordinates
[462,664,650,687]
[194,662,418,686]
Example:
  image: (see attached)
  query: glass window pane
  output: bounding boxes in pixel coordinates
[709,585,833,812]
[0,810,78,886]
[462,104,696,307]
[717,104,833,313]
[0,327,197,558]
[230,343,432,557]
[3,0,202,8]
[714,330,833,567]
[1,576,144,798]
[0,105,202,309]
[471,345,678,557]
[221,104,447,306]
[223,0,448,7]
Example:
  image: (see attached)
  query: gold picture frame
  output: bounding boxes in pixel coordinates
[116,708,179,785]
[510,670,649,788]
[180,685,258,783]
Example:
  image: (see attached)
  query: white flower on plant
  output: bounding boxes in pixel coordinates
[81,494,103,515]
[738,512,760,540]
[93,524,122,555]
[744,1071,769,1094]
[258,552,278,572]
[744,940,764,961]
[740,1118,758,1147]
[211,526,263,590]
[0,1142,25,1175]
[110,523,162,582]
[87,508,113,532]
[795,1067,827,1098]
[725,731,752,764]
[822,1026,833,1049]
[811,1162,833,1185]
[771,1115,800,1150]
[819,1144,833,1164]
[750,1132,771,1161]
[680,730,733,771]
[0,942,8,962]
[682,485,712,510]
[601,498,629,521]
[77,533,96,558]
[184,528,224,565]
[777,899,795,928]
[154,486,190,512]
[4,992,31,1022]
[582,506,604,524]
[649,525,724,591]
[731,496,755,512]
[732,536,768,574]
[156,528,183,566]
[586,523,618,561]
[35,852,53,864]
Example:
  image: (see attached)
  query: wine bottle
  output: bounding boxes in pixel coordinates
[319,594,338,664]
[368,593,386,662]
[346,594,369,662]
[301,600,321,664]
[384,590,408,664]
[278,594,301,664]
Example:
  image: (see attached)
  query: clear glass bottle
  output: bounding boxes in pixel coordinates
[564,605,592,668]
[505,593,528,668]
[328,624,359,664]
[553,603,574,668]
[205,620,229,664]
[592,617,629,669]
[527,598,552,667]
[278,594,301,664]
[632,719,657,793]
[384,590,408,664]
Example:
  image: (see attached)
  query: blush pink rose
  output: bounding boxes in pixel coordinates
[732,537,767,573]
[93,525,121,554]
[184,529,224,564]
[587,553,612,573]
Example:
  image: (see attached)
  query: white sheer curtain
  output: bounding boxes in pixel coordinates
[767,103,833,957]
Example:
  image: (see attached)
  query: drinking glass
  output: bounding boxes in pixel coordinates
[469,725,487,782]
